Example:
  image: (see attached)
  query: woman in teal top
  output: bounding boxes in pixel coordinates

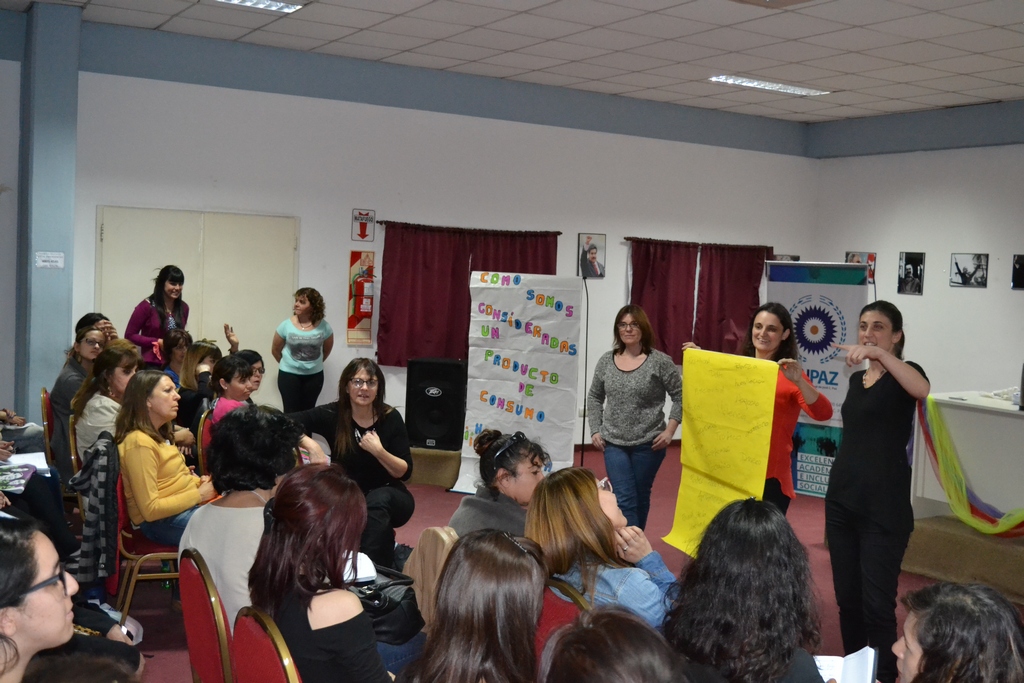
[272,287,334,412]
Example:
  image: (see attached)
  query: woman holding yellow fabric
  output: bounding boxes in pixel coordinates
[116,370,216,546]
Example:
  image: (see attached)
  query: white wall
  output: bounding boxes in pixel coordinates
[73,72,820,431]
[0,59,19,408]
[814,145,1024,394]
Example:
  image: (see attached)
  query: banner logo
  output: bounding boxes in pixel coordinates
[790,295,846,364]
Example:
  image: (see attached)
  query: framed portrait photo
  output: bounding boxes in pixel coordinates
[578,233,606,278]
[950,253,988,288]
[845,251,876,284]
[898,252,925,295]
[1013,255,1024,291]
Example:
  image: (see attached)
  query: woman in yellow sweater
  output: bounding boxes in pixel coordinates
[116,369,216,546]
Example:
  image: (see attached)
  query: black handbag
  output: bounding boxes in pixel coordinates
[350,565,425,645]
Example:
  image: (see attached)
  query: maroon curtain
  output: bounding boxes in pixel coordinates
[377,222,559,367]
[692,243,774,353]
[628,238,700,364]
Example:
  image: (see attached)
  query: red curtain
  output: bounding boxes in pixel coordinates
[627,238,700,364]
[377,222,559,367]
[692,243,774,353]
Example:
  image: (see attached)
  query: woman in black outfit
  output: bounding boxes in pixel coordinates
[288,357,414,569]
[827,301,930,683]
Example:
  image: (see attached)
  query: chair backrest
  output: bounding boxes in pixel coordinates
[232,607,302,683]
[403,526,459,631]
[40,388,54,466]
[180,548,234,683]
[68,415,81,474]
[536,583,584,664]
[196,409,212,476]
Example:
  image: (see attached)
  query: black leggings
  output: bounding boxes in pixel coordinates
[361,486,416,569]
[277,370,324,413]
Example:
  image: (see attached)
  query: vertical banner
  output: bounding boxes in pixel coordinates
[347,251,375,346]
[455,272,583,494]
[664,350,777,557]
[766,262,869,497]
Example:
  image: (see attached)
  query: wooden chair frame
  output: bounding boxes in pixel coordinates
[195,409,212,476]
[67,415,86,521]
[181,548,234,683]
[115,477,180,624]
[233,607,302,683]
[40,387,54,467]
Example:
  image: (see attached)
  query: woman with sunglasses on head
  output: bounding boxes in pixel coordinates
[826,301,929,683]
[0,516,79,683]
[125,265,188,368]
[288,358,413,569]
[272,287,334,413]
[448,429,550,537]
[526,467,674,629]
[588,305,681,530]
[683,302,833,515]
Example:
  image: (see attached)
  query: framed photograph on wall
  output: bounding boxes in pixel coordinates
[845,251,876,283]
[578,233,606,278]
[1013,255,1024,291]
[898,252,924,295]
[774,254,800,261]
[950,253,988,288]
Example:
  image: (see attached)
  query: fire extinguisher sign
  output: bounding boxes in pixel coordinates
[347,250,375,346]
[352,209,375,241]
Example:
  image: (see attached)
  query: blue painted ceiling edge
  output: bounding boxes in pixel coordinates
[2,10,1022,159]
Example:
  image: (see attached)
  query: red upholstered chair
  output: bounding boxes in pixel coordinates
[233,607,302,683]
[535,578,591,662]
[40,388,55,467]
[114,475,180,623]
[180,548,233,683]
[196,409,212,476]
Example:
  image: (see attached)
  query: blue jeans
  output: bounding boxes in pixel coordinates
[138,506,198,546]
[603,441,666,529]
[376,631,426,674]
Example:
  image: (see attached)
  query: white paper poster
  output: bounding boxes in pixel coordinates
[454,271,583,493]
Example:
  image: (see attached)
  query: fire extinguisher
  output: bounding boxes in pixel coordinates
[353,267,375,320]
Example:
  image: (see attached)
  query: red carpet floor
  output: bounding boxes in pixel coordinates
[135,444,934,682]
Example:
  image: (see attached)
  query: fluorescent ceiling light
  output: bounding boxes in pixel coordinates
[709,75,829,97]
[215,0,303,13]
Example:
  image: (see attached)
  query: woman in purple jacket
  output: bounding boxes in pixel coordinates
[125,265,189,367]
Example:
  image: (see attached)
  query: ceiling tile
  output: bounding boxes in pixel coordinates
[856,99,932,114]
[720,102,790,117]
[406,0,515,26]
[802,27,910,51]
[750,63,844,83]
[689,52,785,73]
[517,40,611,59]
[859,82,943,97]
[483,52,567,69]
[942,0,1024,25]
[809,104,885,118]
[891,0,984,8]
[239,31,328,50]
[765,96,838,113]
[91,0,193,13]
[814,90,887,105]
[261,18,358,41]
[627,40,724,62]
[644,62,721,80]
[530,0,645,26]
[543,61,629,79]
[82,5,168,29]
[561,27,662,50]
[735,13,851,41]
[567,80,642,94]
[161,17,252,40]
[446,62,530,77]
[804,73,895,90]
[682,27,784,51]
[962,83,1024,99]
[603,71,681,87]
[742,40,843,62]
[371,16,471,40]
[860,64,955,81]
[915,73,1005,89]
[600,0,690,11]
[661,0,778,26]
[0,0,31,9]
[715,88,791,103]
[676,96,743,109]
[987,46,1024,62]
[341,30,434,50]
[180,4,278,29]
[606,13,717,40]
[484,14,591,40]
[930,27,1024,51]
[582,51,673,71]
[862,40,970,63]
[448,27,546,49]
[290,4,392,29]
[798,0,925,24]
[317,0,432,12]
[414,40,502,60]
[457,0,552,9]
[922,53,1020,73]
[970,64,1024,82]
[313,42,401,59]
[870,13,988,40]
[664,82,740,98]
[382,52,467,68]
[507,71,587,86]
[623,89,689,102]
[805,52,904,74]
[904,91,989,105]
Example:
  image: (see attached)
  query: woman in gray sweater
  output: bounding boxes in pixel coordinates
[587,305,682,529]
[448,429,550,537]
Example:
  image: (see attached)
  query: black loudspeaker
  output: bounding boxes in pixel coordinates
[405,358,468,450]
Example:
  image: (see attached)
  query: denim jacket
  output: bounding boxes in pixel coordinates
[554,551,676,629]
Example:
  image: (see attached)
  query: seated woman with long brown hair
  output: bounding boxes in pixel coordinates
[72,340,144,462]
[526,467,674,629]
